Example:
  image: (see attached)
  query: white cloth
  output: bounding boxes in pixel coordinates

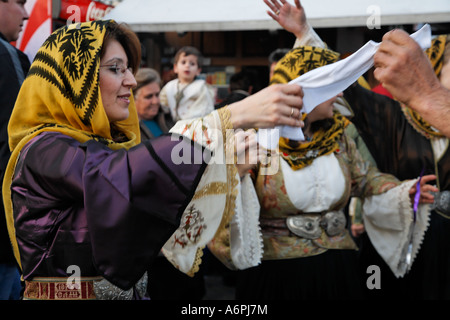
[281,154,346,212]
[230,174,263,269]
[431,136,449,160]
[258,24,432,149]
[363,180,431,278]
[163,110,263,274]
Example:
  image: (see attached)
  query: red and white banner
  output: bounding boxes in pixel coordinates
[14,0,52,62]
[59,0,115,23]
[13,1,116,62]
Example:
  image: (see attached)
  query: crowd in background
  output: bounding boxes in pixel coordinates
[0,0,449,301]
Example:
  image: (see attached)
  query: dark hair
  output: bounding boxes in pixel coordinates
[229,71,254,92]
[101,21,141,75]
[174,46,203,68]
[308,117,334,133]
[268,48,290,64]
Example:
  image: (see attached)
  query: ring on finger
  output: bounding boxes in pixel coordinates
[290,107,294,117]
[275,9,280,15]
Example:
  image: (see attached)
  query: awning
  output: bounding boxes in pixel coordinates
[104,0,450,33]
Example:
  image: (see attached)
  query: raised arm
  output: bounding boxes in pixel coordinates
[263,0,325,48]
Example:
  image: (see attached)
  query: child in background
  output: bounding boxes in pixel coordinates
[160,46,215,121]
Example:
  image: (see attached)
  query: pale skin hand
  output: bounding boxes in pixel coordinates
[263,0,308,39]
[351,223,365,238]
[408,174,438,205]
[227,83,304,129]
[229,84,304,177]
[235,129,259,178]
[351,174,438,238]
[374,29,450,137]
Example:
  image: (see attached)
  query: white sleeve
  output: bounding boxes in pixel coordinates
[163,109,263,274]
[161,160,231,275]
[229,173,263,269]
[362,179,432,278]
[293,23,326,48]
[162,110,235,275]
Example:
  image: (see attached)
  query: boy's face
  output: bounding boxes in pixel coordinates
[174,52,201,84]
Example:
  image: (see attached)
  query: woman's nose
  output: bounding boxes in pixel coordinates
[124,70,137,88]
[151,96,160,105]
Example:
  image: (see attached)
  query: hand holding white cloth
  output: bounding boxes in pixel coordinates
[258,24,432,149]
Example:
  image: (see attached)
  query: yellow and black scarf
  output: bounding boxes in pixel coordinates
[3,20,140,267]
[271,46,349,170]
[402,34,448,138]
[278,112,349,170]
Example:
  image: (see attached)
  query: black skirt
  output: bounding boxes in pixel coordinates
[359,211,450,299]
[235,249,364,300]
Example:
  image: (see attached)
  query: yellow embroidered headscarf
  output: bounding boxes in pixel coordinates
[402,34,448,138]
[270,46,350,170]
[3,20,141,267]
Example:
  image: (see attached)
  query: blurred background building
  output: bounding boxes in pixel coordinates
[15,0,450,104]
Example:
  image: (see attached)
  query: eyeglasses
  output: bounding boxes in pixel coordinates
[100,63,133,76]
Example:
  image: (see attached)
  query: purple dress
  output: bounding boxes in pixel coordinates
[11,131,208,297]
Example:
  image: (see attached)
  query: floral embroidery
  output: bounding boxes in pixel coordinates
[261,175,280,210]
[180,122,212,146]
[181,124,190,135]
[202,125,212,145]
[173,205,206,248]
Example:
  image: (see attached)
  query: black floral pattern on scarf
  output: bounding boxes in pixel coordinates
[28,20,109,125]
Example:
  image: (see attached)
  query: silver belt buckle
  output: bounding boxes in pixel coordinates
[286,210,346,239]
[431,191,450,216]
[321,210,347,237]
[286,214,322,239]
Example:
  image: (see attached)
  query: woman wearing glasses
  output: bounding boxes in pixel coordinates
[3,20,304,300]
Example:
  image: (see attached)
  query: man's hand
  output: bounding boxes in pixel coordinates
[374,29,450,137]
[373,29,441,107]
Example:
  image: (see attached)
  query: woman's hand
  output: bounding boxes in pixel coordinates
[263,0,308,39]
[234,129,259,178]
[228,83,304,129]
[351,223,365,238]
[409,174,439,205]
